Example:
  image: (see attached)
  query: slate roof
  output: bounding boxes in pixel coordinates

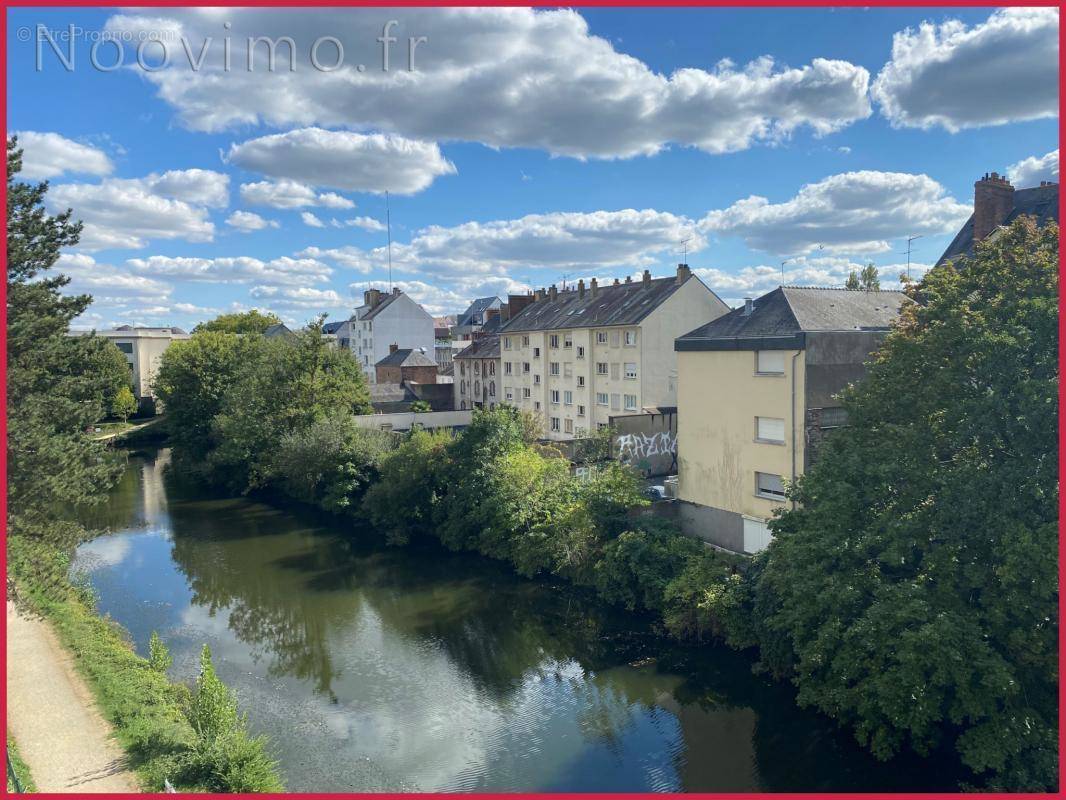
[357,292,403,321]
[457,296,501,327]
[676,287,909,351]
[321,320,345,334]
[263,323,293,337]
[454,334,500,359]
[937,183,1059,265]
[501,276,696,333]
[375,348,437,368]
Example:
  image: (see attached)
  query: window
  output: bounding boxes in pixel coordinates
[742,517,772,554]
[489,362,495,376]
[533,347,541,358]
[564,334,572,348]
[505,387,514,401]
[116,342,133,354]
[535,401,541,411]
[756,350,786,375]
[550,417,561,432]
[611,393,621,410]
[549,334,559,348]
[610,363,620,380]
[563,363,573,378]
[504,362,513,375]
[523,387,531,399]
[624,394,637,411]
[596,331,608,344]
[597,422,609,431]
[624,330,636,346]
[460,362,466,376]
[563,390,573,405]
[577,404,586,417]
[474,380,481,395]
[576,346,585,359]
[596,392,609,406]
[534,374,541,385]
[624,362,637,380]
[577,375,586,388]
[489,381,496,397]
[474,362,481,375]
[523,362,530,374]
[459,401,465,410]
[550,362,560,376]
[504,337,512,350]
[596,362,609,376]
[756,472,786,501]
[460,380,466,394]
[756,417,785,444]
[550,390,560,404]
[564,418,574,434]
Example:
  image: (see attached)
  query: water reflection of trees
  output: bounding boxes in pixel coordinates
[161,469,954,793]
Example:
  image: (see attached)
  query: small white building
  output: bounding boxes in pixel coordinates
[338,289,435,384]
[86,326,191,399]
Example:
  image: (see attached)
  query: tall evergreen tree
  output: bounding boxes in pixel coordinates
[6,136,125,535]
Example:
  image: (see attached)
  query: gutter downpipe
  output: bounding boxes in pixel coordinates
[790,349,801,510]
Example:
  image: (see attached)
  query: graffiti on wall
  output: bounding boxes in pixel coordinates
[616,430,678,474]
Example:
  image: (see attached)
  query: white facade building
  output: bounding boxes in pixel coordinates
[338,288,435,384]
[87,326,191,399]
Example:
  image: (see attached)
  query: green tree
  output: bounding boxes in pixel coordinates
[749,218,1058,790]
[859,262,881,290]
[362,428,452,544]
[112,386,137,422]
[209,319,372,491]
[409,400,432,413]
[148,631,173,673]
[844,271,861,290]
[6,136,125,534]
[193,309,282,335]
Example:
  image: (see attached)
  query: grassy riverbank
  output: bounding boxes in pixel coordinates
[6,731,35,792]
[7,534,282,793]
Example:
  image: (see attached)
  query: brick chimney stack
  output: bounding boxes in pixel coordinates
[590,278,598,297]
[549,284,558,300]
[389,343,399,353]
[676,263,692,283]
[577,279,585,298]
[642,269,651,288]
[364,288,382,308]
[973,172,1015,243]
[507,293,534,317]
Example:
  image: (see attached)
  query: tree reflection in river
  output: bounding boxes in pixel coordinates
[73,449,956,792]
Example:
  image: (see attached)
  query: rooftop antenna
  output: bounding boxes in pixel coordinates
[385,190,393,292]
[680,237,691,264]
[780,257,796,287]
[558,272,572,290]
[902,235,923,279]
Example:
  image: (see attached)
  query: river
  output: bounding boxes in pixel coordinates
[72,448,953,792]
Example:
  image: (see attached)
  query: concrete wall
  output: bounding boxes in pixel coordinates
[675,348,805,550]
[610,409,678,477]
[351,409,473,432]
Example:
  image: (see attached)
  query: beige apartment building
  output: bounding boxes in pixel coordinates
[674,287,908,555]
[499,266,728,440]
[91,326,191,400]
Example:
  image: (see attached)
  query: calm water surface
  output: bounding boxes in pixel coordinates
[73,448,953,792]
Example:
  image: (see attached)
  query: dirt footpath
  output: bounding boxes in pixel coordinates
[6,601,139,793]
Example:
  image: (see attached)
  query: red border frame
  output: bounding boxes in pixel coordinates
[0,3,1061,798]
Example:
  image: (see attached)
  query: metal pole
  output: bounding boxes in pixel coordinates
[386,191,393,292]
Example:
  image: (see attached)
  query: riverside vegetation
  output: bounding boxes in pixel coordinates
[155,217,1058,792]
[5,136,283,792]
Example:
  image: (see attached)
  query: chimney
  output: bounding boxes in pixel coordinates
[676,263,691,283]
[642,269,651,288]
[624,276,632,284]
[364,288,382,308]
[590,278,599,297]
[534,288,544,302]
[392,286,401,295]
[549,284,558,300]
[613,278,620,286]
[485,308,500,323]
[743,297,754,316]
[973,172,1015,243]
[389,343,399,353]
[577,279,585,298]
[507,293,534,317]
[500,303,510,321]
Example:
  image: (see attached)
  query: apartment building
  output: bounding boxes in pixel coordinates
[674,287,909,555]
[499,265,728,440]
[85,326,190,400]
[453,334,500,410]
[337,288,435,384]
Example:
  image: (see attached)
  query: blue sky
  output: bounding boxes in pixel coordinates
[7,6,1059,328]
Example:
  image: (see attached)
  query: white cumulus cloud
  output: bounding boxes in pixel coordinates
[873,8,1059,131]
[699,170,970,255]
[13,131,113,179]
[240,179,355,209]
[226,210,280,232]
[1007,149,1059,187]
[226,128,456,195]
